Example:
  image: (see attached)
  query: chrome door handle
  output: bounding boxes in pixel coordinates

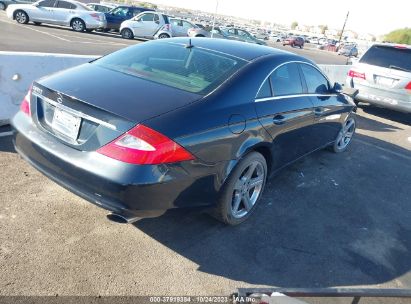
[273,115,286,125]
[314,107,325,116]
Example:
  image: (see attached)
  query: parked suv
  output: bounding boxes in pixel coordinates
[6,0,106,31]
[120,11,169,39]
[346,44,411,113]
[283,36,304,48]
[104,5,153,31]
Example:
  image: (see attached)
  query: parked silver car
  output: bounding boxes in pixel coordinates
[86,2,116,13]
[6,0,106,31]
[167,18,196,37]
[346,44,411,113]
[187,26,226,39]
[120,11,170,39]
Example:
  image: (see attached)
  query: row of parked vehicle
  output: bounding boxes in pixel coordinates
[3,0,267,45]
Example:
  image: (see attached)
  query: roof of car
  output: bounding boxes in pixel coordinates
[166,37,305,62]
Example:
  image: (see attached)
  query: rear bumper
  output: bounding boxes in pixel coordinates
[85,20,107,30]
[12,112,222,218]
[347,79,411,113]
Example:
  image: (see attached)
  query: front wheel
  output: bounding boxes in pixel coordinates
[330,116,356,153]
[71,18,85,32]
[121,28,134,39]
[15,10,29,24]
[211,152,267,225]
[0,2,6,10]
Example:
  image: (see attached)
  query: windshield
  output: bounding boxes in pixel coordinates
[93,41,247,94]
[360,45,411,71]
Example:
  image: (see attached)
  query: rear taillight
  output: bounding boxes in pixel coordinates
[348,69,366,80]
[20,86,32,116]
[90,13,100,21]
[405,82,411,92]
[97,124,195,165]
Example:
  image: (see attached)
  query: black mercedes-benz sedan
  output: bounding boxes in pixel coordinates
[12,38,356,225]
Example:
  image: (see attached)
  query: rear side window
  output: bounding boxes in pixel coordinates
[94,42,247,94]
[300,64,329,94]
[57,1,74,9]
[360,45,411,71]
[270,63,303,96]
[38,0,56,7]
[256,79,272,99]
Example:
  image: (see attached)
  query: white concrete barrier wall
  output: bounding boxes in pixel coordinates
[0,52,350,124]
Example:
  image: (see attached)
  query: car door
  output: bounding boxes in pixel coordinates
[30,0,56,22]
[53,0,75,25]
[181,20,194,37]
[299,63,343,147]
[132,12,159,37]
[170,19,183,36]
[254,63,316,169]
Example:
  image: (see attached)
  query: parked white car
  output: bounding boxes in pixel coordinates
[6,0,106,32]
[120,11,170,40]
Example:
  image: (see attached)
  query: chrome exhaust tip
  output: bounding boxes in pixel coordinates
[106,213,140,224]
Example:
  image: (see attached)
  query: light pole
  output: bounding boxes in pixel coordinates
[338,11,349,45]
[210,0,219,38]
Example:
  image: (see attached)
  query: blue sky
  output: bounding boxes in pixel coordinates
[149,0,410,35]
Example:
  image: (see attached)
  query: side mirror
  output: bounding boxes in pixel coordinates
[333,82,343,93]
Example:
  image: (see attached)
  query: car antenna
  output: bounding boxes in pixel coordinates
[185,38,194,49]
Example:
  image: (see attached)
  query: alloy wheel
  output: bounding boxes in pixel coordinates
[336,117,355,150]
[15,11,27,24]
[158,34,169,39]
[231,160,265,219]
[72,20,84,32]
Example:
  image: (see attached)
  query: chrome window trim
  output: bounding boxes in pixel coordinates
[32,92,117,131]
[255,60,332,100]
[255,93,337,103]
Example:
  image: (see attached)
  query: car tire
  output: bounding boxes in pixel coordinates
[0,2,6,10]
[211,152,267,225]
[157,33,170,39]
[71,18,85,32]
[330,115,356,153]
[196,34,205,37]
[33,22,41,26]
[121,28,134,39]
[300,45,303,49]
[14,10,29,24]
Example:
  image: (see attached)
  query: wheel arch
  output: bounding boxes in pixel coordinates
[13,9,28,20]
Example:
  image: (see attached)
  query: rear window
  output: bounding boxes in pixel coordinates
[94,42,247,94]
[360,45,411,71]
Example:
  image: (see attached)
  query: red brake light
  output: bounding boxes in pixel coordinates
[97,124,195,165]
[20,86,32,116]
[90,13,100,21]
[348,69,366,80]
[405,81,411,91]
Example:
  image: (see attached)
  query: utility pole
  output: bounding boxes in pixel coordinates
[338,11,349,44]
[211,0,219,38]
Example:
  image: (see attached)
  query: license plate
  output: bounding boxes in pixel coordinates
[51,108,81,140]
[375,76,394,87]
